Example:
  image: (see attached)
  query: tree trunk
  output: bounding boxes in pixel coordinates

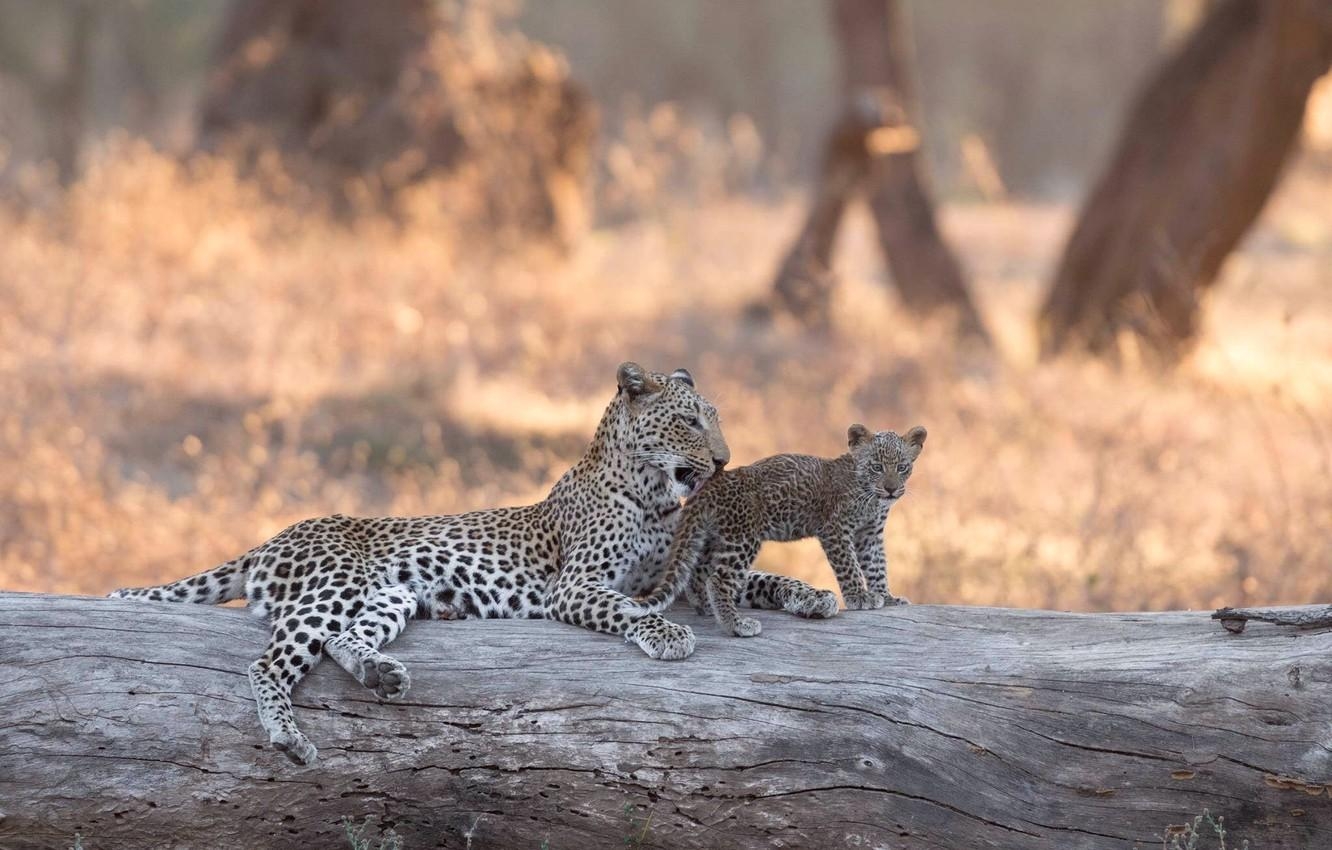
[767,0,988,344]
[199,0,596,245]
[1039,0,1332,362]
[50,0,94,186]
[3,592,1329,849]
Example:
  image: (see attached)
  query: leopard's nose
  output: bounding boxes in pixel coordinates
[714,458,728,473]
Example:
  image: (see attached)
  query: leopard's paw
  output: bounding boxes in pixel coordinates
[884,594,910,607]
[731,616,763,637]
[361,656,412,701]
[785,589,840,619]
[271,729,317,766]
[842,590,886,611]
[627,616,696,660]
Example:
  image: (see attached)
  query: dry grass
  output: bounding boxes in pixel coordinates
[2,139,1330,612]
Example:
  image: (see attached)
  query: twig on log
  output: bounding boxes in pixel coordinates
[1212,604,1332,634]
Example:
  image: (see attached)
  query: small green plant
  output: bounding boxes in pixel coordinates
[1164,810,1250,850]
[343,816,403,850]
[70,836,85,850]
[621,802,654,848]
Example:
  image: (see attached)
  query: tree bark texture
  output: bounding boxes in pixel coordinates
[1039,0,1332,362]
[199,0,596,244]
[2,593,1330,849]
[767,0,988,343]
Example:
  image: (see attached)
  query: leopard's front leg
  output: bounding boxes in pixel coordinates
[820,529,881,610]
[547,540,695,660]
[741,570,839,619]
[855,525,908,607]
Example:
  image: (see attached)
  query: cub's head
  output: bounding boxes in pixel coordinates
[617,361,730,498]
[847,423,926,504]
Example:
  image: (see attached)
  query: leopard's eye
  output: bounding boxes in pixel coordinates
[871,463,884,474]
[679,414,703,429]
[897,462,910,474]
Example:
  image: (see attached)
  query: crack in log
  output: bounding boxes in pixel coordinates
[743,783,1041,837]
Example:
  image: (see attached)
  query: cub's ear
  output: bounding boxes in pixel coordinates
[847,424,871,448]
[617,362,659,397]
[904,425,927,452]
[669,368,695,388]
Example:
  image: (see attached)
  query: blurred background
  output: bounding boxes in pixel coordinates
[1,0,1329,611]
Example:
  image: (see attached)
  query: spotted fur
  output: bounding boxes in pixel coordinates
[628,424,926,636]
[110,362,730,765]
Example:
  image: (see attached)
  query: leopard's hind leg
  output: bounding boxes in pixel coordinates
[703,541,762,637]
[250,599,358,766]
[323,583,415,701]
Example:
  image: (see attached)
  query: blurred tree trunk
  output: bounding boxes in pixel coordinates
[0,0,96,184]
[764,0,988,344]
[50,0,94,185]
[199,0,595,245]
[1040,0,1332,363]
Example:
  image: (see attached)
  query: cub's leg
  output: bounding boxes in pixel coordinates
[685,550,714,615]
[249,602,350,766]
[704,541,762,637]
[741,570,839,619]
[323,584,416,701]
[855,526,908,606]
[549,568,696,660]
[820,530,882,610]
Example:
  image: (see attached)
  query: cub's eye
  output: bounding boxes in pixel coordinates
[897,462,910,474]
[870,463,884,474]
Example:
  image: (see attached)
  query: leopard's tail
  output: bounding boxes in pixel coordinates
[109,552,252,606]
[622,506,711,617]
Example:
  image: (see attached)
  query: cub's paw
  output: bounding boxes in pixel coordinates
[271,729,318,766]
[627,617,697,660]
[884,594,911,607]
[731,616,763,637]
[785,589,840,619]
[842,591,886,611]
[361,656,412,701]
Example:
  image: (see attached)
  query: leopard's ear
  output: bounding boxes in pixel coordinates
[669,368,695,388]
[904,425,927,454]
[847,424,871,448]
[617,362,660,397]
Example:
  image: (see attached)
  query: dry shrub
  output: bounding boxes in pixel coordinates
[198,0,595,246]
[1,137,1330,612]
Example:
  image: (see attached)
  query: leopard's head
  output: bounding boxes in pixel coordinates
[847,423,926,504]
[617,361,729,498]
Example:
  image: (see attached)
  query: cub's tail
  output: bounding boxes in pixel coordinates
[109,552,252,606]
[622,506,711,617]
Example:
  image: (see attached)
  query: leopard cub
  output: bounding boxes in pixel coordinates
[628,424,925,637]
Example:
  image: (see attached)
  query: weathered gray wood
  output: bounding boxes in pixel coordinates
[1214,604,1332,633]
[1,592,1329,850]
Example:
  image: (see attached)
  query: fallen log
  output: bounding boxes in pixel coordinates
[1,592,1329,849]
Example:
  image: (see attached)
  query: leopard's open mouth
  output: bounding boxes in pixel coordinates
[673,465,708,497]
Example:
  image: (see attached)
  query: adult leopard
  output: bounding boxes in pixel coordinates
[110,362,730,765]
